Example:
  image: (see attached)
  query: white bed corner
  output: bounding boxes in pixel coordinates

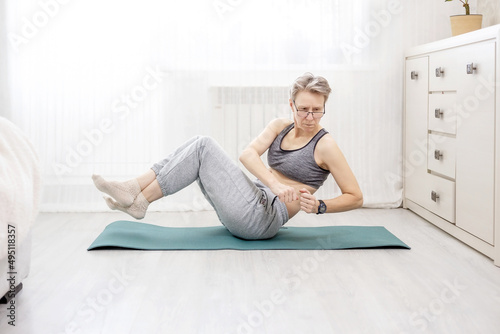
[0,117,41,302]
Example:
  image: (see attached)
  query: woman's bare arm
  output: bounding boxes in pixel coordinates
[300,134,363,213]
[239,119,298,203]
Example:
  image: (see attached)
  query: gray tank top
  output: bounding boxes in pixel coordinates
[267,123,330,189]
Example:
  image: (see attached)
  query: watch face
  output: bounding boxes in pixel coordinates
[318,201,327,214]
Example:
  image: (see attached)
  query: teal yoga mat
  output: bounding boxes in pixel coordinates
[87,220,410,251]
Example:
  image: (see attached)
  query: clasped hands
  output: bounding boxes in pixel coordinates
[271,183,318,214]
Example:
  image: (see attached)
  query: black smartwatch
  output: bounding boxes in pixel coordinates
[317,200,327,214]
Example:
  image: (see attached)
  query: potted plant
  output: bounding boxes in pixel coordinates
[445,0,482,36]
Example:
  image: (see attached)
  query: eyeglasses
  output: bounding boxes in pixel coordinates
[293,100,325,119]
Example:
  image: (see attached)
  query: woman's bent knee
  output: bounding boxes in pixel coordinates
[196,135,218,147]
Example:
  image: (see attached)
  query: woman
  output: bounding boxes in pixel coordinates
[92,73,363,240]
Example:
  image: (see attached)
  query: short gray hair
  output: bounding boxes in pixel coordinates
[289,73,332,103]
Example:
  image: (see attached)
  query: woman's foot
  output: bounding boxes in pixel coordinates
[104,193,150,220]
[92,174,141,207]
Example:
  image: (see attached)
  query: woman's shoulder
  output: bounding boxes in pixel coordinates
[316,132,340,154]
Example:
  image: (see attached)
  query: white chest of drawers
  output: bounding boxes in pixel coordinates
[403,24,500,267]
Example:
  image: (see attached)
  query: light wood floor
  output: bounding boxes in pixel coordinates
[1,208,500,334]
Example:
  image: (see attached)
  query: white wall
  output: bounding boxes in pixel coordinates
[478,0,500,26]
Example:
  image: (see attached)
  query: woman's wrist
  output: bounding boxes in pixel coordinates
[316,199,327,214]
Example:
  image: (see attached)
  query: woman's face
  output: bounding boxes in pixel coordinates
[290,91,325,132]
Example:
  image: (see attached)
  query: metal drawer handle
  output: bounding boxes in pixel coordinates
[435,67,444,77]
[434,150,443,160]
[434,108,443,118]
[411,71,418,80]
[431,191,440,202]
[466,63,477,74]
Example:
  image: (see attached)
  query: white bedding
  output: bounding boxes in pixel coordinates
[0,117,40,296]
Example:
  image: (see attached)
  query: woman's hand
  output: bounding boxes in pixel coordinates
[299,188,318,214]
[271,183,299,203]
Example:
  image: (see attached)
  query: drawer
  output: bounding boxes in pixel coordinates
[455,40,495,96]
[422,174,456,223]
[427,134,456,178]
[428,92,457,135]
[429,49,460,92]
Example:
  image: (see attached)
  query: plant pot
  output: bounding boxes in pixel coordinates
[450,14,483,36]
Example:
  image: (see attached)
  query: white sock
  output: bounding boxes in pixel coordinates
[104,193,149,220]
[92,174,141,207]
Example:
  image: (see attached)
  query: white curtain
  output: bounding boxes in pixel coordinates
[0,2,10,119]
[3,0,476,212]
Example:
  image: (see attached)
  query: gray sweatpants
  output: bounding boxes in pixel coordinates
[151,136,289,240]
